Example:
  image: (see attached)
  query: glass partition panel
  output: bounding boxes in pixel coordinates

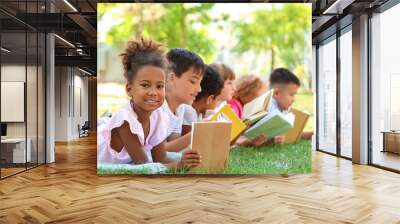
[1,30,27,177]
[371,4,400,171]
[339,29,352,158]
[317,36,337,154]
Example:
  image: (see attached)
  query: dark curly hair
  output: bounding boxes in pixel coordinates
[195,65,224,101]
[120,37,166,83]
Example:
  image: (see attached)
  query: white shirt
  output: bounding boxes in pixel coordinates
[182,104,203,125]
[160,101,185,137]
[269,98,285,114]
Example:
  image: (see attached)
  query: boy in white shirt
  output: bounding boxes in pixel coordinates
[268,68,313,142]
[181,65,224,134]
[163,48,205,152]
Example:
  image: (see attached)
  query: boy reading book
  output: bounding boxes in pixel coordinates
[182,65,224,129]
[268,68,313,142]
[241,68,310,145]
[162,48,205,153]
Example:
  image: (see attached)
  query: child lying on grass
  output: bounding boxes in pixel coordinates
[268,68,313,141]
[181,65,224,132]
[97,38,200,173]
[229,74,283,147]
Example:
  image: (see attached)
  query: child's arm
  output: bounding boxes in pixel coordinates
[235,135,268,148]
[301,131,313,140]
[151,142,200,169]
[167,133,181,141]
[235,134,284,148]
[164,132,191,152]
[114,121,149,164]
[272,135,285,144]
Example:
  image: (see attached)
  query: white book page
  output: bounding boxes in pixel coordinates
[242,91,270,119]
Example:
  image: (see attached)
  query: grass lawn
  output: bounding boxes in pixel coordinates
[97,167,153,175]
[97,140,312,175]
[225,140,311,174]
[97,84,313,175]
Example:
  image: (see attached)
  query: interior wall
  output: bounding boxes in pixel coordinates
[54,67,89,141]
[88,76,97,132]
[54,66,69,141]
[72,72,89,138]
[1,65,39,139]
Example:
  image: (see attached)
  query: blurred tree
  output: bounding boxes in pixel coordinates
[100,3,216,62]
[234,4,311,75]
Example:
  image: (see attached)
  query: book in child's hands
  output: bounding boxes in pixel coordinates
[282,108,310,144]
[208,103,247,142]
[244,110,295,140]
[242,89,273,120]
[190,121,231,173]
[243,111,268,126]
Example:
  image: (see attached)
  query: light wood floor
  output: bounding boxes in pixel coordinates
[0,135,400,223]
[373,151,400,171]
[1,167,26,177]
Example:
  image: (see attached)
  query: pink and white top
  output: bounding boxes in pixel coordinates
[227,98,243,119]
[97,102,168,164]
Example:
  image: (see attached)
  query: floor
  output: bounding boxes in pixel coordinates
[372,150,400,171]
[0,135,400,223]
[1,163,44,178]
[0,167,26,177]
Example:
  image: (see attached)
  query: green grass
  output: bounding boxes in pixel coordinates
[97,84,313,175]
[97,167,153,175]
[224,140,311,174]
[97,140,312,175]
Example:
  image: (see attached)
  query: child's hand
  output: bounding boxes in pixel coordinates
[235,135,267,148]
[301,131,313,140]
[180,148,201,168]
[251,134,268,148]
[273,135,285,144]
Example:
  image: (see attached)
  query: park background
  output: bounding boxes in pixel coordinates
[97,3,313,174]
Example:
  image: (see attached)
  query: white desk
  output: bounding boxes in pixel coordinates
[1,138,31,163]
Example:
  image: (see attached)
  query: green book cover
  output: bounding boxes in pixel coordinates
[244,111,294,140]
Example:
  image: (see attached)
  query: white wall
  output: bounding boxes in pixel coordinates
[55,67,69,141]
[55,67,89,141]
[1,65,41,138]
[1,64,46,163]
[1,65,26,138]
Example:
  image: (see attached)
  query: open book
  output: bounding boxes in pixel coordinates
[208,103,247,142]
[242,90,274,121]
[281,108,310,144]
[190,122,232,173]
[244,110,295,140]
